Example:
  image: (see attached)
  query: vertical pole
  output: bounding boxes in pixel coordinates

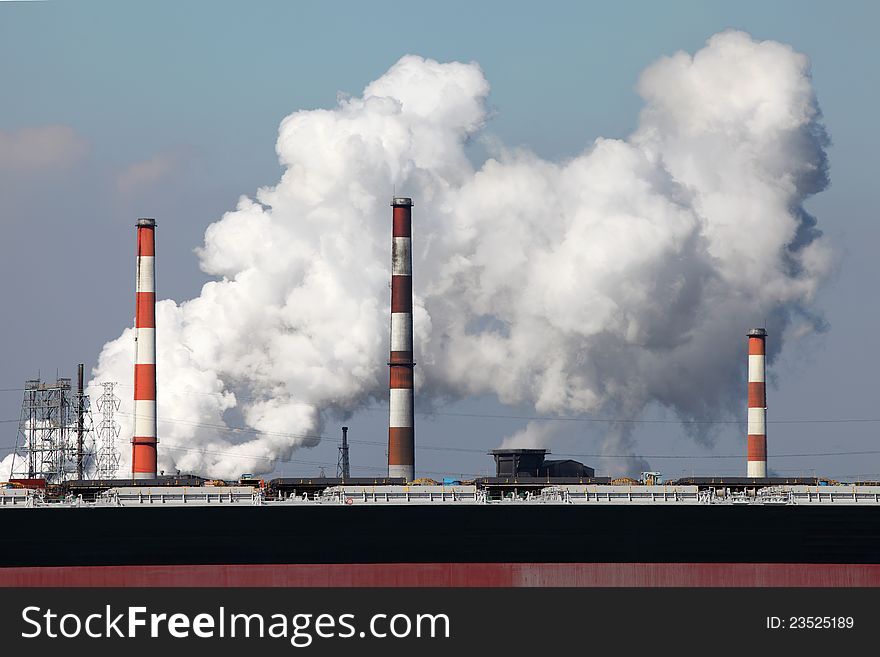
[341,426,350,480]
[388,197,415,481]
[76,363,84,481]
[132,218,158,479]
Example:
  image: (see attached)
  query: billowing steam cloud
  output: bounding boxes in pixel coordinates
[89,30,832,479]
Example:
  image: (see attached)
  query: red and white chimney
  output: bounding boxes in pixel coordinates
[747,328,767,478]
[388,197,415,481]
[132,217,157,479]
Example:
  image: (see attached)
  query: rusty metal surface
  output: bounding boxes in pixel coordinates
[4,562,880,587]
[389,366,413,388]
[747,435,767,460]
[392,206,411,237]
[387,427,414,465]
[388,350,413,365]
[747,381,765,407]
[136,226,155,255]
[390,276,412,312]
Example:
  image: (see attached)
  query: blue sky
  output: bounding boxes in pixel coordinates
[1,1,878,480]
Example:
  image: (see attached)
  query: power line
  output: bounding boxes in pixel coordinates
[553,450,880,460]
[7,424,875,462]
[110,385,880,424]
[106,412,880,461]
[428,412,880,425]
[152,414,880,457]
[2,406,880,462]
[2,394,878,473]
[5,382,880,425]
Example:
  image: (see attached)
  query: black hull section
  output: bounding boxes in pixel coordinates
[3,504,879,568]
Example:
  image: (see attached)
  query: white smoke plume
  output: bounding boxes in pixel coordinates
[499,422,563,451]
[0,454,12,481]
[90,30,832,479]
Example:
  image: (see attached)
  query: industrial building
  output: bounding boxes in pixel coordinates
[4,196,879,589]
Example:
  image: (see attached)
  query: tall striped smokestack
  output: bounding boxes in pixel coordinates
[388,197,415,481]
[132,217,157,479]
[747,328,767,478]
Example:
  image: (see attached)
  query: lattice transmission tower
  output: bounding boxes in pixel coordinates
[94,382,121,479]
[10,374,96,483]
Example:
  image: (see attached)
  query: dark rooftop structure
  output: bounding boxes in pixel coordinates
[489,448,594,479]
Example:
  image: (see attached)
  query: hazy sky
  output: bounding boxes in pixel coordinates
[1,1,878,481]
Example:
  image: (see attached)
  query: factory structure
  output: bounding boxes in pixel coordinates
[132,217,158,480]
[9,196,776,486]
[3,197,880,588]
[388,197,416,481]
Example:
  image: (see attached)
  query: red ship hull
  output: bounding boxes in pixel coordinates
[4,563,880,587]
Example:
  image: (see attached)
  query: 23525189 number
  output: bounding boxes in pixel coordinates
[788,616,854,629]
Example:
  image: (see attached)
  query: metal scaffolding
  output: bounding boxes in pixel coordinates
[94,382,121,479]
[10,376,96,483]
